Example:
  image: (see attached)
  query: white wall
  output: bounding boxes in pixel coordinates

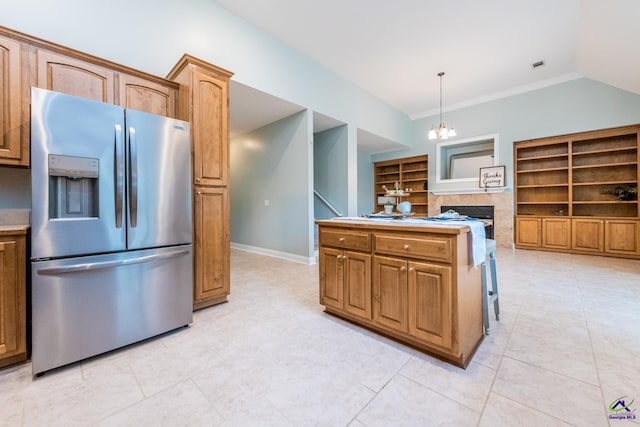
[230,111,313,262]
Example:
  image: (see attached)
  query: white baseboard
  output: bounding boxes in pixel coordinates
[231,242,317,265]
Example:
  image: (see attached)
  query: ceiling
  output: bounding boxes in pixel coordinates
[222,0,640,151]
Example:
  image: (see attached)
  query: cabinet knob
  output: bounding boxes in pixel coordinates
[197,192,202,195]
[337,255,342,260]
[408,267,415,272]
[403,244,410,250]
[400,266,407,271]
[343,255,348,260]
[195,178,200,182]
[339,237,345,242]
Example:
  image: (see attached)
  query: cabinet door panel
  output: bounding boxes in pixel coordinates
[0,236,26,367]
[373,256,408,332]
[515,217,541,247]
[572,219,604,252]
[194,187,230,304]
[408,262,453,349]
[605,220,640,255]
[119,73,177,118]
[319,247,343,309]
[0,36,26,165]
[36,50,115,103]
[542,218,571,249]
[192,70,228,186]
[343,251,371,319]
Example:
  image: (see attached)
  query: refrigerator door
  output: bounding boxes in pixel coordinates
[125,110,192,250]
[31,88,126,259]
[31,245,193,375]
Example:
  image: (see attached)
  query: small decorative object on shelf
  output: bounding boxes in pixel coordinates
[601,185,638,201]
[384,201,394,214]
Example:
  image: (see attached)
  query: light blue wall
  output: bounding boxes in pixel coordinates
[313,126,348,219]
[372,78,640,192]
[357,151,374,216]
[230,111,312,259]
[0,168,30,208]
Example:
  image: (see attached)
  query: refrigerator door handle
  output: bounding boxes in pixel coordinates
[129,127,138,228]
[115,124,124,228]
[36,249,190,275]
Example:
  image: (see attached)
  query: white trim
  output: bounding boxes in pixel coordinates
[410,72,583,120]
[429,188,507,195]
[231,242,317,265]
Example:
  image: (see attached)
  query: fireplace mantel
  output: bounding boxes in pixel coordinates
[430,188,507,195]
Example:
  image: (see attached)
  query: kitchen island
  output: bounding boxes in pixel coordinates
[316,217,484,368]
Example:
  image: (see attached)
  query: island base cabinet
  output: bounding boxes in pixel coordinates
[320,247,371,320]
[373,256,408,332]
[373,256,453,350]
[408,262,452,350]
[317,221,483,368]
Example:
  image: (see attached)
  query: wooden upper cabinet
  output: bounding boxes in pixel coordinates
[118,73,177,118]
[192,70,228,186]
[0,35,28,166]
[36,49,115,103]
[167,55,233,187]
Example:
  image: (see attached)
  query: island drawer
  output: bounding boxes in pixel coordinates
[374,233,452,263]
[320,229,371,251]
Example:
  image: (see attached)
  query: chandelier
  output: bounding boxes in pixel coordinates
[428,72,456,140]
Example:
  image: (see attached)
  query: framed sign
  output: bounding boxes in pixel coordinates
[479,165,505,188]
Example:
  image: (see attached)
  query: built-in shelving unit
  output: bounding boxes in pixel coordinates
[514,125,639,258]
[374,155,428,216]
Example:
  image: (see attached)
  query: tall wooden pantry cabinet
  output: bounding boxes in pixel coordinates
[168,55,234,310]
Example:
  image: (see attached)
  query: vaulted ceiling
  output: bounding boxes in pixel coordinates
[217,0,639,132]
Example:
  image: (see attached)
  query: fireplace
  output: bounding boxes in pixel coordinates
[441,205,494,239]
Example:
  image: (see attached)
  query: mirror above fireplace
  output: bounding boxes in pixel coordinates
[436,134,499,184]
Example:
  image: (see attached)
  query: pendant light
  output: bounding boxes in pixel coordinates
[428,72,456,140]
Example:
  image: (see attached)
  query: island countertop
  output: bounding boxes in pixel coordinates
[315,217,473,235]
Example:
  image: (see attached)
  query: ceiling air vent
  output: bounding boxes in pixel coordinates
[531,59,545,69]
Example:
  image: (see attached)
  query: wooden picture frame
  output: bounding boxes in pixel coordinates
[479,165,505,188]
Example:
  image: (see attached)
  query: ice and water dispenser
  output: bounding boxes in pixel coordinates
[48,154,100,219]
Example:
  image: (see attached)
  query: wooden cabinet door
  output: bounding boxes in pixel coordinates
[0,235,26,368]
[408,261,453,349]
[36,49,115,103]
[319,247,343,310]
[515,217,542,247]
[343,250,371,320]
[373,256,408,333]
[118,73,177,118]
[542,218,571,249]
[0,36,27,166]
[193,187,230,306]
[572,219,604,252]
[605,220,640,255]
[192,69,229,186]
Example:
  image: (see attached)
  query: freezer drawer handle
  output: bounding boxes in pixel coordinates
[36,249,190,275]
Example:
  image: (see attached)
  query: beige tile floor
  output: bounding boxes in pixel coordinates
[1,248,639,426]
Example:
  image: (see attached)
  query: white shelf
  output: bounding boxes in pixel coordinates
[429,188,508,195]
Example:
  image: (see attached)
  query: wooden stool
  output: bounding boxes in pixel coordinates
[481,239,500,335]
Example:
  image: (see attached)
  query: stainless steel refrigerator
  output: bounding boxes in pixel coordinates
[30,88,193,375]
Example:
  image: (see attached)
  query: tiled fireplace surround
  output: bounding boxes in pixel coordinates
[428,192,514,248]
